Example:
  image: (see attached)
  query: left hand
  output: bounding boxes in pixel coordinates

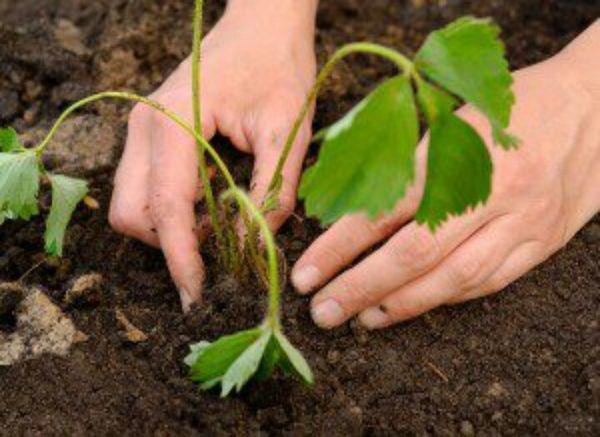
[291,25,600,329]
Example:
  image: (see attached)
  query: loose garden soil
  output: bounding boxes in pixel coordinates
[0,0,598,435]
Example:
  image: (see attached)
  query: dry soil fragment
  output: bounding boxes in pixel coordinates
[54,19,90,56]
[115,308,148,343]
[64,272,103,306]
[22,115,118,174]
[0,287,81,366]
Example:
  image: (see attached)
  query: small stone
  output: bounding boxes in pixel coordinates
[327,349,341,364]
[115,308,148,343]
[487,381,509,398]
[72,330,89,343]
[0,90,20,121]
[460,420,475,436]
[64,273,103,306]
[492,411,503,422]
[54,19,90,56]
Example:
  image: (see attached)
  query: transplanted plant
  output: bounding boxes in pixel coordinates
[0,0,516,396]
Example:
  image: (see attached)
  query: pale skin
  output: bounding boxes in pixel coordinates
[110,0,600,328]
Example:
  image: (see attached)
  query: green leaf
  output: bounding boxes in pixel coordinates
[415,16,516,148]
[255,336,282,381]
[415,113,492,230]
[189,328,262,383]
[416,80,458,123]
[44,174,88,256]
[299,75,419,224]
[0,151,40,220]
[0,128,23,152]
[184,341,211,367]
[221,330,271,397]
[274,332,313,385]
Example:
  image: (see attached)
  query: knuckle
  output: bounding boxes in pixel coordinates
[447,256,486,290]
[338,276,375,310]
[108,206,137,235]
[150,192,179,225]
[388,227,441,270]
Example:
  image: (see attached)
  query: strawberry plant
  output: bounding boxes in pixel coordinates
[0,0,516,396]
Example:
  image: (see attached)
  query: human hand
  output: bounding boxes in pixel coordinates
[109,0,318,311]
[292,22,600,329]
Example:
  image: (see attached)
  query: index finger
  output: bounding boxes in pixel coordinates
[149,114,205,312]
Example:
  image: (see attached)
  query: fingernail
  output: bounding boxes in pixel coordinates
[311,299,345,328]
[292,265,321,293]
[179,288,195,313]
[358,306,390,330]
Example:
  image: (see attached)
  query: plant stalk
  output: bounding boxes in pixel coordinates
[34,91,236,190]
[192,0,224,247]
[264,42,414,206]
[222,188,281,329]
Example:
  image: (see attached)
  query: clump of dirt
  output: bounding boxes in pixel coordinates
[0,0,599,435]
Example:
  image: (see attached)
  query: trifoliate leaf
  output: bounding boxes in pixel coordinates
[0,151,40,220]
[0,128,23,152]
[274,332,313,385]
[221,330,271,397]
[188,328,262,383]
[415,16,516,149]
[44,174,88,256]
[416,80,459,123]
[299,75,419,224]
[415,113,492,230]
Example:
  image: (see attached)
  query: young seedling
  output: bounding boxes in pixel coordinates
[184,188,313,396]
[0,0,517,396]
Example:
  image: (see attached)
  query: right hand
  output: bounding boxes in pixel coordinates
[109,0,318,311]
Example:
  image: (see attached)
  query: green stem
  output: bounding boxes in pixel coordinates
[34,91,236,190]
[264,42,414,203]
[192,0,223,247]
[222,188,281,329]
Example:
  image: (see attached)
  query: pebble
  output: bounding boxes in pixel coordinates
[115,308,148,343]
[64,273,103,306]
[459,420,475,436]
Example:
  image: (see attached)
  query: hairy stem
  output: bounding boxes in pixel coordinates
[34,91,236,189]
[192,0,224,247]
[222,188,281,329]
[264,42,414,205]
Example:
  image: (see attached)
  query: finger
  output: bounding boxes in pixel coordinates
[149,113,205,312]
[310,211,492,329]
[109,104,160,247]
[293,140,428,294]
[448,240,543,304]
[292,199,417,294]
[357,216,522,329]
[249,118,312,232]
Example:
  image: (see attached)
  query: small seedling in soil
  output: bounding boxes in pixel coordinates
[0,0,516,395]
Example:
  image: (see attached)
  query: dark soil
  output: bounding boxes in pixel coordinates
[1,0,599,435]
